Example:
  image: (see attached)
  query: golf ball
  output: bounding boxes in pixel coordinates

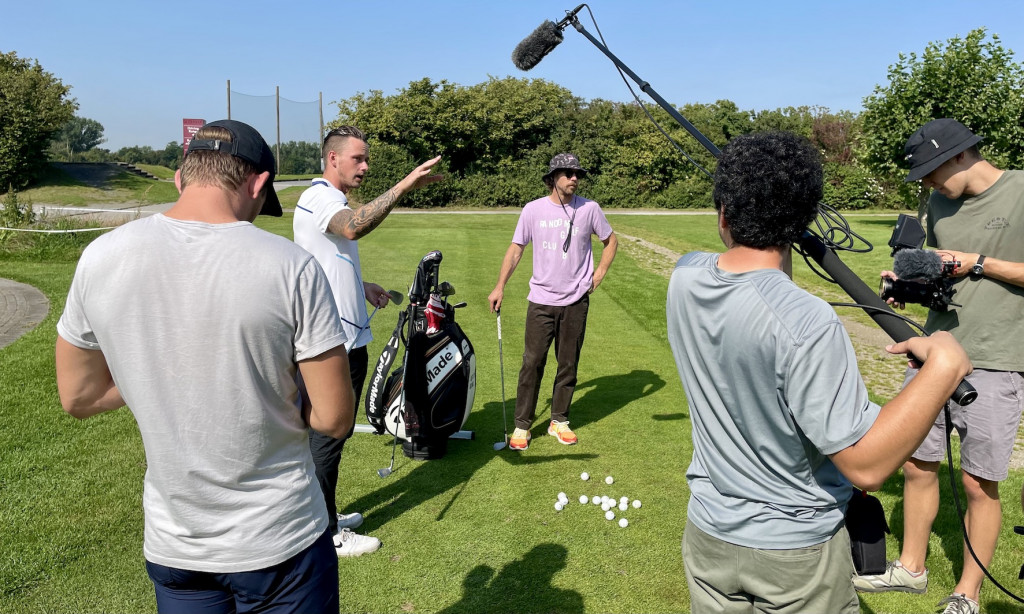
[558,491,567,501]
[601,502,611,511]
[605,510,615,521]
[592,496,601,506]
[605,476,614,485]
[632,499,642,509]
[619,496,628,504]
[579,495,589,504]
[618,502,628,512]
[581,472,590,481]
[619,518,629,528]
[555,502,564,511]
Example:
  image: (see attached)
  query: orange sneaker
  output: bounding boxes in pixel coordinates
[509,428,531,451]
[548,421,577,445]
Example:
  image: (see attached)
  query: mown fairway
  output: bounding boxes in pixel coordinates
[2,212,1023,613]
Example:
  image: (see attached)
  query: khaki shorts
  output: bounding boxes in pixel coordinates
[682,519,859,614]
[907,368,1024,481]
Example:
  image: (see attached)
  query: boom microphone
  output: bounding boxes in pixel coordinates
[511,5,586,71]
[893,249,944,280]
[511,20,564,70]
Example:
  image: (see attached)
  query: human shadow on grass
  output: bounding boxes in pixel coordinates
[564,369,666,430]
[435,543,584,614]
[345,419,597,532]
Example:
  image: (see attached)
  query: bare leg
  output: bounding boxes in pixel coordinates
[954,471,1001,601]
[899,458,941,573]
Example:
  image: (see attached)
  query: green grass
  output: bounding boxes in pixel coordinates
[2,213,1023,613]
[5,165,179,207]
[134,164,175,180]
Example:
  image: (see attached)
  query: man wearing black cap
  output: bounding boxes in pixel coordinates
[487,153,617,450]
[55,120,355,612]
[854,119,1024,614]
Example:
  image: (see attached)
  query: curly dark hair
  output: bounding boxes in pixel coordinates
[713,131,822,248]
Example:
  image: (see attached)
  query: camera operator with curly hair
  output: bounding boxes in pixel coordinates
[854,119,1024,614]
[667,131,972,613]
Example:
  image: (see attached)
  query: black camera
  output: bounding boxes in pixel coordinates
[878,277,956,312]
[879,215,960,312]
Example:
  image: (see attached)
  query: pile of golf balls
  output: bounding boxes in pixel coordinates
[552,472,642,528]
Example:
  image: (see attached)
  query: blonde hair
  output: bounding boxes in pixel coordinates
[179,125,259,192]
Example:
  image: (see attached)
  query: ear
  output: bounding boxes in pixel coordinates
[174,169,183,194]
[249,171,271,201]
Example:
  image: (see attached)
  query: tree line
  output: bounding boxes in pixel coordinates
[3,28,1021,209]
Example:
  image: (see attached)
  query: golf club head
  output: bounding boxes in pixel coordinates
[493,441,507,451]
[377,467,393,478]
[438,281,456,297]
[387,290,403,305]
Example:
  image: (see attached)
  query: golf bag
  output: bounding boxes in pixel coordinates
[365,250,476,460]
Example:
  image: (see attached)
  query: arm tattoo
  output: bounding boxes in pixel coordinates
[326,187,400,239]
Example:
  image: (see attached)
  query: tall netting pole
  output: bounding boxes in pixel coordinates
[319,92,325,172]
[226,80,231,119]
[275,86,281,171]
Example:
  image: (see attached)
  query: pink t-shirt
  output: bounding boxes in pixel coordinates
[512,194,613,306]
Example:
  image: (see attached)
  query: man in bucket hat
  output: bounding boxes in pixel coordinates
[56,119,355,612]
[488,153,617,450]
[854,119,1024,614]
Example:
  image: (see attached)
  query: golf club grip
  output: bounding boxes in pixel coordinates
[496,310,502,341]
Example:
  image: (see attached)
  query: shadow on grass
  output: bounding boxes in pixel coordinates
[346,424,597,531]
[569,369,666,430]
[436,543,584,614]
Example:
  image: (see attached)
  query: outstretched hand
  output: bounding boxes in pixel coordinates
[403,156,445,192]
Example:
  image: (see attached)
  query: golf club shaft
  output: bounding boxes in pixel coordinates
[497,310,509,443]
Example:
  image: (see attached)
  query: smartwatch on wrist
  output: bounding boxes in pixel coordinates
[970,254,986,278]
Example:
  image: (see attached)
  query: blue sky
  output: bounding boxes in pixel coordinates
[5,0,1023,150]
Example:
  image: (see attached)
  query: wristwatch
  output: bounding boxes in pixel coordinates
[970,254,986,278]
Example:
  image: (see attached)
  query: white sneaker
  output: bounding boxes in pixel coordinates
[337,512,363,530]
[333,528,381,557]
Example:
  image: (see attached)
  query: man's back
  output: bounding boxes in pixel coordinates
[58,214,346,572]
[667,251,880,548]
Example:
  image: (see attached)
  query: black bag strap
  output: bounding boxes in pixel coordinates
[365,308,408,433]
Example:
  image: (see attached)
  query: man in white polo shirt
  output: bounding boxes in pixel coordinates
[293,125,442,556]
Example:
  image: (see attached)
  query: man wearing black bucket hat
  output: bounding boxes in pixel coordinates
[854,119,1024,614]
[488,153,617,450]
[56,119,355,612]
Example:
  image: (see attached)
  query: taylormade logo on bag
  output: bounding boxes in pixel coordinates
[425,342,461,393]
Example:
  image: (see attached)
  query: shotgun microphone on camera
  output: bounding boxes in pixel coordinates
[511,5,585,71]
[893,249,947,280]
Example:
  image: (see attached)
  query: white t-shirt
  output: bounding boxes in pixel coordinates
[58,214,347,573]
[293,180,370,350]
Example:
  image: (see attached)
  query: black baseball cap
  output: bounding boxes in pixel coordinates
[185,119,282,216]
[903,118,982,183]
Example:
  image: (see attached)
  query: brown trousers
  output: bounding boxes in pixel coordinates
[514,296,589,429]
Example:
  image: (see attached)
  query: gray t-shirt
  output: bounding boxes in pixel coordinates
[58,214,347,573]
[667,252,880,549]
[926,169,1024,371]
